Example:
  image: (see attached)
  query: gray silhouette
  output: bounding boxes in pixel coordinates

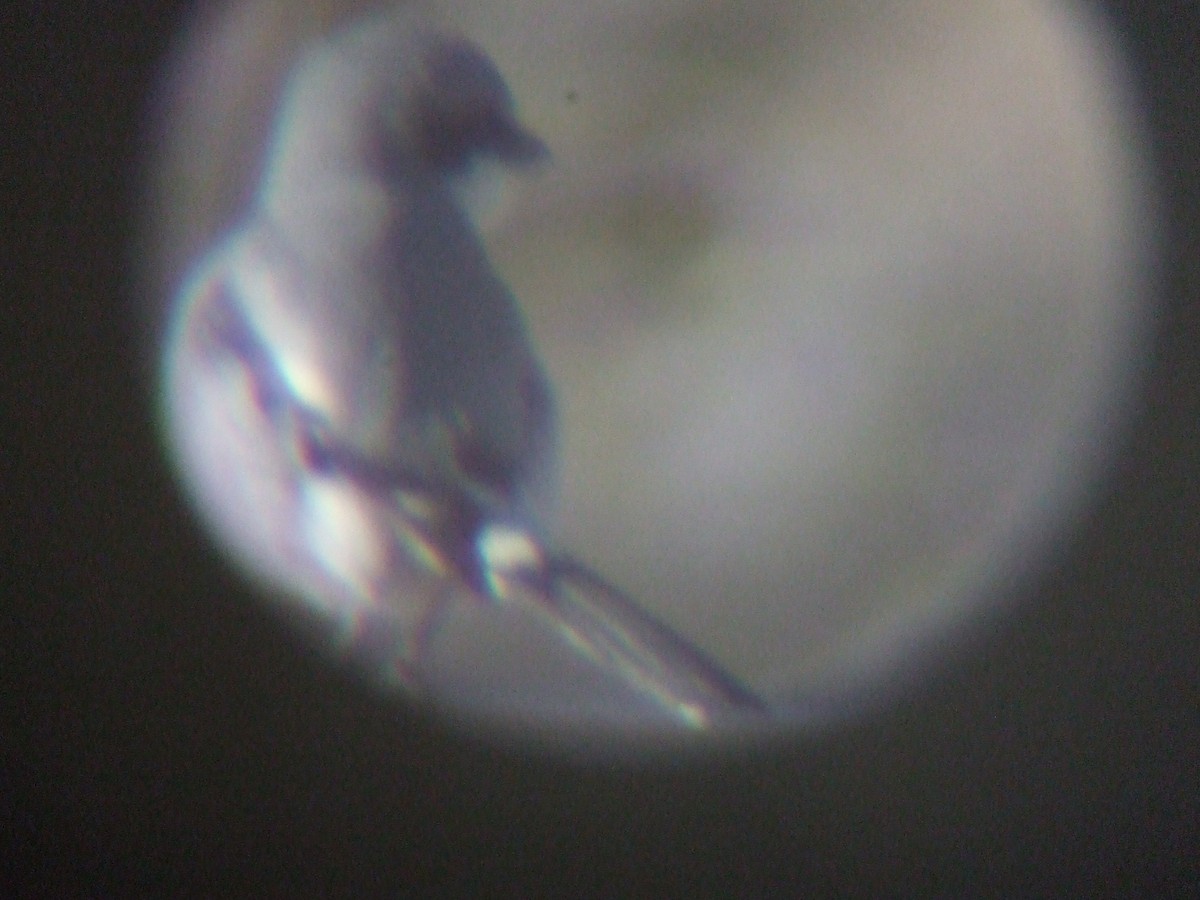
[162,6,764,729]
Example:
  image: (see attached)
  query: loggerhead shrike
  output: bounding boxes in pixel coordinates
[161,6,764,731]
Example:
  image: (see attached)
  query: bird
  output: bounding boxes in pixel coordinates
[161,6,765,730]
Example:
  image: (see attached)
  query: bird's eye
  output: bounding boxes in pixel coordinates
[413,104,478,169]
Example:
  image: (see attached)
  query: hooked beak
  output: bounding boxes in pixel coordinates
[490,117,550,167]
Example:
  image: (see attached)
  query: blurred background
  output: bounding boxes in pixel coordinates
[147,0,1159,727]
[6,0,1200,893]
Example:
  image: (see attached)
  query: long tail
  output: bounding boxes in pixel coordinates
[512,556,768,728]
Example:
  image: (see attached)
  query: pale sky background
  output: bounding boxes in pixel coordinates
[147,0,1153,736]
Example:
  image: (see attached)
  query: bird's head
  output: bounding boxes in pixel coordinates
[263,12,547,204]
[391,35,548,175]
